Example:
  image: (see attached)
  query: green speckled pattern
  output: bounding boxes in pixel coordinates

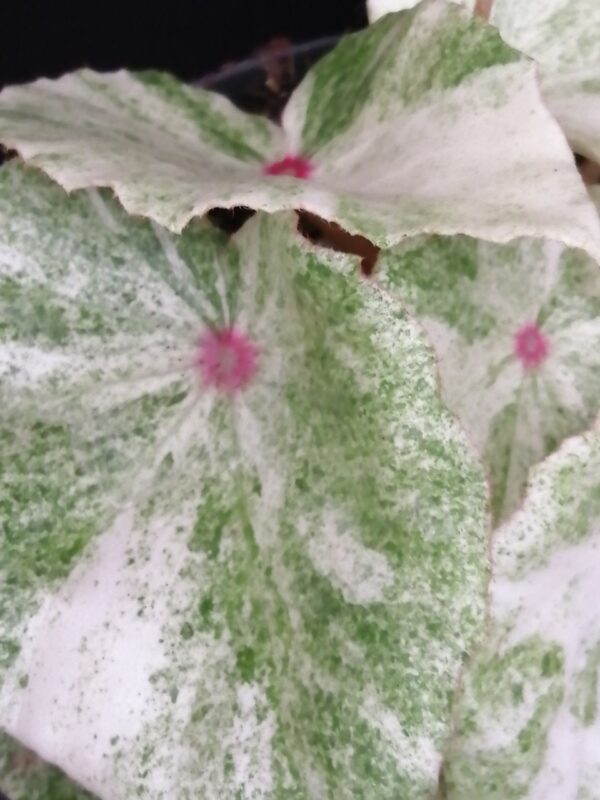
[378,232,600,523]
[445,420,600,800]
[0,163,488,799]
[295,1,516,152]
[1,2,600,257]
[491,0,600,162]
[0,732,93,800]
[0,68,286,232]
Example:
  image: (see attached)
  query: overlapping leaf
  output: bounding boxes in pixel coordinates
[491,0,600,164]
[0,163,488,799]
[1,1,600,258]
[377,228,600,523]
[368,0,600,166]
[445,419,600,799]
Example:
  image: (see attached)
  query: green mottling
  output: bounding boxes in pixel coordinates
[506,449,600,573]
[0,383,193,686]
[300,13,402,151]
[484,402,520,524]
[540,648,563,677]
[0,166,224,343]
[176,220,241,325]
[198,594,214,624]
[0,167,488,799]
[571,641,600,726]
[559,247,600,297]
[141,744,154,765]
[187,480,234,559]
[300,2,519,152]
[160,216,488,800]
[382,235,497,342]
[420,15,519,94]
[235,646,256,682]
[0,279,69,344]
[0,66,282,234]
[447,429,600,797]
[380,232,600,523]
[0,639,20,672]
[180,622,194,641]
[447,639,564,799]
[223,751,234,778]
[159,452,174,474]
[0,419,100,634]
[136,71,267,162]
[493,0,600,72]
[511,682,524,704]
[581,78,600,93]
[0,266,120,345]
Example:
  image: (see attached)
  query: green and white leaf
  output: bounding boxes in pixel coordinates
[491,0,600,163]
[2,1,600,259]
[0,732,93,800]
[0,68,289,234]
[377,230,600,523]
[0,162,488,799]
[444,419,600,800]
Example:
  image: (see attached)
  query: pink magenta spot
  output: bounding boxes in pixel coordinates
[514,323,549,370]
[263,154,313,179]
[196,327,259,394]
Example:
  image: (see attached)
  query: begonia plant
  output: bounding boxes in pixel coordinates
[0,1,599,798]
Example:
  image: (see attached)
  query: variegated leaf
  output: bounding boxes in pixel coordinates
[1,1,600,258]
[444,419,600,800]
[491,0,600,164]
[0,163,488,800]
[377,229,600,523]
[0,732,93,800]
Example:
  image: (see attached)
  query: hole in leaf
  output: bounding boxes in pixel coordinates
[297,210,379,276]
[207,206,255,235]
[0,146,16,166]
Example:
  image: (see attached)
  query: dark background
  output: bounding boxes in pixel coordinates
[0,0,367,89]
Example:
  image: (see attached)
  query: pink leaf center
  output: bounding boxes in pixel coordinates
[196,327,259,393]
[263,154,313,179]
[514,323,549,369]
